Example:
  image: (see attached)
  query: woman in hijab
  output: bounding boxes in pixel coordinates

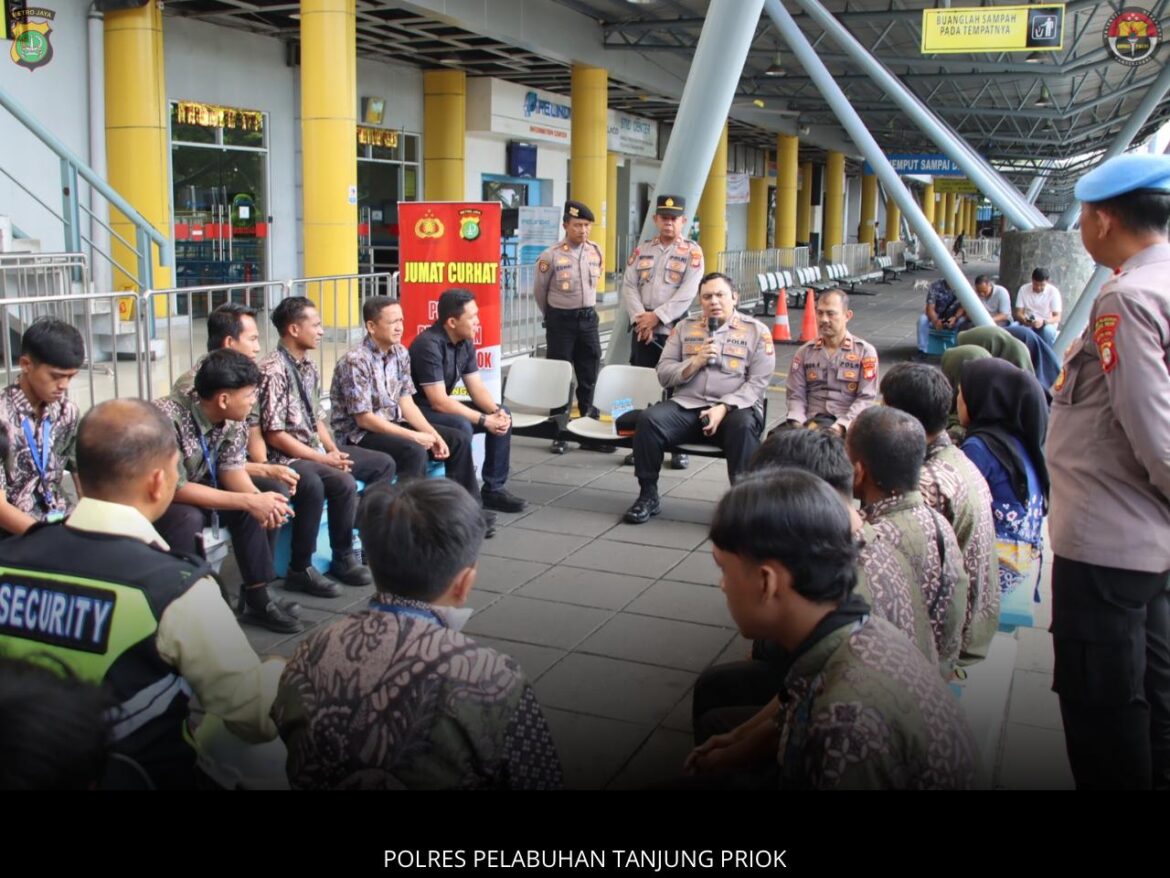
[940,344,991,442]
[1005,324,1062,389]
[957,358,1049,601]
[957,325,1034,374]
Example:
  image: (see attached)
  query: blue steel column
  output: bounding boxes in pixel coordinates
[606,0,765,366]
[1055,59,1170,229]
[789,0,1046,231]
[764,0,992,325]
[1052,265,1110,356]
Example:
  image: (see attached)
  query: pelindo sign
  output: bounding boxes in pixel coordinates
[467,78,571,144]
[863,154,965,176]
[922,4,1064,54]
[398,202,502,403]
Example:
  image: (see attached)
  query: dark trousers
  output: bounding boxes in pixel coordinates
[155,502,275,586]
[632,401,762,490]
[630,332,668,369]
[287,446,394,568]
[545,307,601,415]
[1051,555,1170,790]
[416,404,512,493]
[692,660,780,746]
[357,423,477,500]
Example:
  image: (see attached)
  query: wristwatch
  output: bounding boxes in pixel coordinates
[478,413,487,428]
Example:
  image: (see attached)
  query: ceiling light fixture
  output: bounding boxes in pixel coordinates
[764,51,787,77]
[1034,84,1052,107]
[752,98,766,108]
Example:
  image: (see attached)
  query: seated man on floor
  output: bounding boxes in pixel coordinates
[624,272,774,525]
[783,289,877,435]
[409,289,527,515]
[973,274,1013,327]
[1014,267,1062,345]
[154,350,300,633]
[272,479,563,790]
[685,468,978,789]
[259,296,394,591]
[847,406,970,678]
[916,277,971,356]
[881,363,999,663]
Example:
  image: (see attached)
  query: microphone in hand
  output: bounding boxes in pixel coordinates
[706,317,720,367]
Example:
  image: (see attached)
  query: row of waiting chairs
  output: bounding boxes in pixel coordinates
[754,262,882,315]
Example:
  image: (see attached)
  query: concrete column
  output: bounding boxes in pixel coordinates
[823,150,845,257]
[698,122,728,255]
[748,176,769,250]
[858,172,877,245]
[796,161,813,243]
[572,65,608,284]
[423,70,465,200]
[775,134,798,248]
[884,194,900,243]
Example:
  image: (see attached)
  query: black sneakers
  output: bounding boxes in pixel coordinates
[329,552,374,587]
[482,487,527,513]
[285,565,343,598]
[623,492,662,525]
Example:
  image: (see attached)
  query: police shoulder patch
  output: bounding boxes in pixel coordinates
[1094,313,1121,373]
[538,260,550,273]
[628,248,640,266]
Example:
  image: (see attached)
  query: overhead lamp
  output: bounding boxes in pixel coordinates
[752,98,766,108]
[798,125,811,136]
[764,51,787,77]
[1024,51,1044,63]
[1034,84,1052,107]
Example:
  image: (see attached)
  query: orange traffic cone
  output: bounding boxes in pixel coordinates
[798,289,817,343]
[771,287,794,344]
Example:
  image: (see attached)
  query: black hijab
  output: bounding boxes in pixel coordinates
[960,358,1050,511]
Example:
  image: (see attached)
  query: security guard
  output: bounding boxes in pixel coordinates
[533,200,607,454]
[620,193,706,469]
[624,272,774,524]
[784,289,879,435]
[1047,154,1170,790]
[0,399,281,789]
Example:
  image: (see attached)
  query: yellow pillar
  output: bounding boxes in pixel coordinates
[858,173,877,245]
[885,195,901,244]
[698,122,728,256]
[796,161,813,243]
[934,192,945,233]
[424,69,465,201]
[105,0,171,307]
[775,134,798,249]
[943,191,955,235]
[571,66,607,287]
[922,182,935,228]
[605,152,619,278]
[824,151,845,257]
[748,177,769,250]
[953,196,964,235]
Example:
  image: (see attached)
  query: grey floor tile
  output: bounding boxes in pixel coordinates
[689,462,732,485]
[605,519,710,551]
[508,481,574,505]
[1014,626,1055,673]
[561,539,689,580]
[492,508,534,528]
[550,487,635,516]
[657,495,717,525]
[463,595,613,649]
[473,556,551,594]
[578,614,736,672]
[663,478,729,503]
[667,550,720,587]
[661,691,695,734]
[533,653,696,725]
[626,579,736,627]
[269,580,375,613]
[608,727,694,790]
[464,589,503,612]
[1006,669,1063,730]
[244,607,336,656]
[542,708,653,790]
[517,566,656,610]
[511,506,620,538]
[996,722,1074,790]
[713,633,754,666]
[586,470,688,495]
[464,635,566,682]
[480,528,593,564]
[515,463,603,487]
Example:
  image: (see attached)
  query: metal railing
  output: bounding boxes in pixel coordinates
[0,252,87,298]
[965,236,1002,261]
[716,247,811,309]
[830,243,873,277]
[886,240,907,270]
[501,263,541,359]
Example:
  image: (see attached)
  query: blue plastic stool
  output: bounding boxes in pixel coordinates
[272,462,446,577]
[926,329,960,355]
[997,584,1035,632]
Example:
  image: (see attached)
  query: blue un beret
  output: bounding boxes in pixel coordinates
[1075,154,1170,202]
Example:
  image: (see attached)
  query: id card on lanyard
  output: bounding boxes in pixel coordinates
[21,416,58,517]
[196,426,221,537]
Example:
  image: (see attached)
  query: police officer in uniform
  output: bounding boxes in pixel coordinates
[784,289,879,435]
[624,272,774,524]
[1047,154,1170,789]
[0,399,281,789]
[620,194,705,469]
[533,200,608,455]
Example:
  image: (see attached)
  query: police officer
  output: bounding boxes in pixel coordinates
[533,200,607,455]
[1047,154,1170,790]
[620,193,705,469]
[784,289,879,435]
[624,272,774,524]
[0,399,281,789]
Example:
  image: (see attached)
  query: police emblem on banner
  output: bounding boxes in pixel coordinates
[1104,8,1162,66]
[413,211,444,240]
[10,6,55,72]
[459,208,483,241]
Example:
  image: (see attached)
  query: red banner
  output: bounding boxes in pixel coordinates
[398,202,502,399]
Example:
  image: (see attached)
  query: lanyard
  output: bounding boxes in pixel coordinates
[369,600,444,628]
[191,412,221,534]
[278,346,317,424]
[20,416,55,507]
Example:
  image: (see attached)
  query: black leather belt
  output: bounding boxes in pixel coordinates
[549,307,595,318]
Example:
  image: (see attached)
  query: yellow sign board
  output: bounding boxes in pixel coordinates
[934,178,978,194]
[922,4,1065,54]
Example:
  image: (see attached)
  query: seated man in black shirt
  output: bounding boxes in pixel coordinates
[408,289,526,514]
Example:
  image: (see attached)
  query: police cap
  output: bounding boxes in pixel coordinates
[1075,154,1170,203]
[563,200,595,222]
[655,194,686,216]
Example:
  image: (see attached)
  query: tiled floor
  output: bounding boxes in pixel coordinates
[228,259,1072,790]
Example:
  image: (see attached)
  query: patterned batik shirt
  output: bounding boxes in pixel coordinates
[272,595,565,790]
[856,521,940,671]
[258,345,324,465]
[926,279,963,321]
[862,491,970,678]
[0,383,79,520]
[153,389,247,488]
[329,337,416,447]
[921,433,1000,663]
[775,615,979,790]
[174,355,261,430]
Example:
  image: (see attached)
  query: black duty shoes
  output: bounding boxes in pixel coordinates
[623,493,662,525]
